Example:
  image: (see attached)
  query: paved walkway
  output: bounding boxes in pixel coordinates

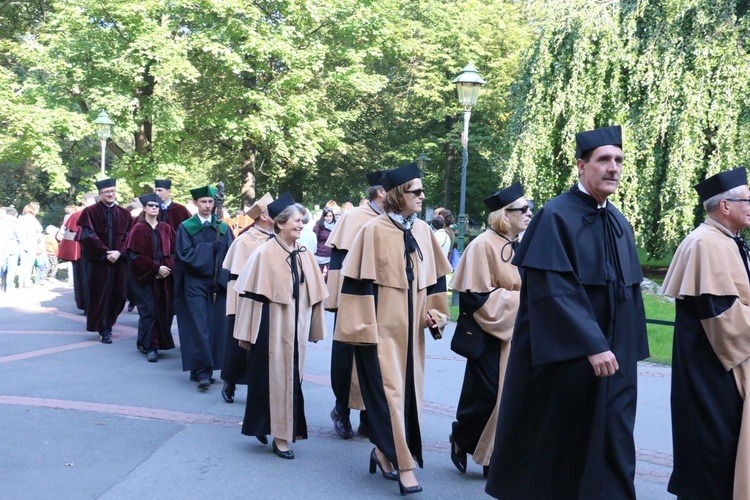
[0,283,674,499]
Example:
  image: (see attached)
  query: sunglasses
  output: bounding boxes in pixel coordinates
[725,198,750,205]
[506,205,531,213]
[145,203,160,208]
[405,188,425,196]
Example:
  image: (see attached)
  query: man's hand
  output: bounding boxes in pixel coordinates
[587,350,619,377]
[158,265,170,279]
[238,340,252,350]
[106,250,121,263]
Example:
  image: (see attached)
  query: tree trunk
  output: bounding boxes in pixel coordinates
[442,144,456,209]
[241,143,257,208]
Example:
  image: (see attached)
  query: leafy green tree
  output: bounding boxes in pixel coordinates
[500,0,750,258]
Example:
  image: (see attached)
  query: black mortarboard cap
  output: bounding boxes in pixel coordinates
[382,162,421,192]
[575,125,622,159]
[694,167,748,203]
[154,179,172,189]
[366,170,384,187]
[95,178,116,190]
[138,193,162,207]
[267,192,296,219]
[189,185,217,200]
[483,182,525,211]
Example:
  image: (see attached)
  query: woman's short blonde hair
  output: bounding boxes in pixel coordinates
[488,208,511,234]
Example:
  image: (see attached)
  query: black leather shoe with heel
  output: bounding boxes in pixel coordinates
[369,448,397,481]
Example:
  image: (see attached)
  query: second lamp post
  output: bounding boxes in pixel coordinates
[451,64,486,255]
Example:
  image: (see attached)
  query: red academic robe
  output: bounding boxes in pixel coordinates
[126,221,176,351]
[76,201,133,333]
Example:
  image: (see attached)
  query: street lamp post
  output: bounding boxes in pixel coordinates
[451,64,486,255]
[416,151,429,171]
[93,110,114,179]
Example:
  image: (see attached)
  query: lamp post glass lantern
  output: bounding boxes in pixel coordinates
[93,110,114,179]
[416,151,429,171]
[451,64,486,256]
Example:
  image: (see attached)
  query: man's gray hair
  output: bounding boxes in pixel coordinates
[703,185,746,213]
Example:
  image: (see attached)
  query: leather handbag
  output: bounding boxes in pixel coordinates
[450,312,488,360]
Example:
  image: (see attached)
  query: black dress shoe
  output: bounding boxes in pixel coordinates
[272,440,294,459]
[255,435,268,445]
[331,408,354,439]
[449,426,467,474]
[99,331,112,344]
[369,447,398,481]
[147,350,157,362]
[483,466,489,478]
[198,377,211,390]
[358,409,369,436]
[190,371,199,382]
[127,303,135,312]
[398,477,423,496]
[221,382,235,403]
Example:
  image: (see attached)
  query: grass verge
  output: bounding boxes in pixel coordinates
[447,289,675,365]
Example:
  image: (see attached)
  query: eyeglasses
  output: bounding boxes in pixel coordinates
[405,188,425,197]
[725,198,750,205]
[506,205,531,213]
[145,203,160,208]
[100,189,116,195]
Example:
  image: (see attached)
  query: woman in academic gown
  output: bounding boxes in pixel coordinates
[233,193,328,460]
[448,183,530,478]
[334,162,452,495]
[125,193,176,361]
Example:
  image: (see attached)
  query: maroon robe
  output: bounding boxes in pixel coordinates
[59,210,87,311]
[158,201,192,233]
[76,201,133,333]
[126,220,176,351]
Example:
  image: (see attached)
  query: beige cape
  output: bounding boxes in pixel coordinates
[334,215,451,470]
[663,218,750,498]
[222,225,273,316]
[450,229,521,465]
[233,239,328,441]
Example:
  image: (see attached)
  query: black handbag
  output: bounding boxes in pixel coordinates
[450,312,488,360]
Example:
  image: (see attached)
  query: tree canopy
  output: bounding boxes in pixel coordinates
[3,0,750,257]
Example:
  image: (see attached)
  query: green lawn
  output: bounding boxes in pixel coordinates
[447,288,675,365]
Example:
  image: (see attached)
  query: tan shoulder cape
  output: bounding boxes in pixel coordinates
[663,218,750,499]
[222,226,272,316]
[234,239,327,307]
[326,204,379,251]
[341,215,453,291]
[450,230,521,293]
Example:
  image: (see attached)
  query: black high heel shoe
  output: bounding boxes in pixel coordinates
[397,474,423,496]
[272,439,294,459]
[369,448,397,481]
[449,430,467,474]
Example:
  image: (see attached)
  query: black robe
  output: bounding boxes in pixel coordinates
[486,185,649,499]
[126,220,176,352]
[76,201,133,333]
[174,215,234,373]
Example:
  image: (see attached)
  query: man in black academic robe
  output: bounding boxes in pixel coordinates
[174,185,234,390]
[75,178,133,344]
[486,126,649,499]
